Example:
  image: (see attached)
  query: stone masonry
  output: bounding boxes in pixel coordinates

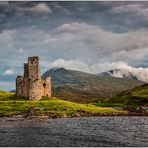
[16,56,51,100]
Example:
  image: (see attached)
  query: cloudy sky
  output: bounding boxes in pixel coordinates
[1,1,148,90]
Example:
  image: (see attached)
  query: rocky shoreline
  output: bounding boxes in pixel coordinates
[0,111,148,119]
[0,106,147,119]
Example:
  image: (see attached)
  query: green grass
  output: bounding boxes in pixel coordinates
[0,90,121,117]
[0,90,27,101]
[93,84,148,107]
[93,102,124,107]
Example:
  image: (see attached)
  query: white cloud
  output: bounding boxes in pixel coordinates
[111,4,143,13]
[90,61,129,73]
[48,59,90,73]
[0,30,16,41]
[0,29,17,49]
[31,3,52,14]
[18,48,24,54]
[43,22,148,64]
[92,61,148,83]
[96,62,148,83]
[48,59,133,75]
[53,22,148,49]
[111,3,148,20]
[53,3,71,14]
[3,69,14,75]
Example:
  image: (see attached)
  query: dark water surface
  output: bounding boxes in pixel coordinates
[0,117,148,147]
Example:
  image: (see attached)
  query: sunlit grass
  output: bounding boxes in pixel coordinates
[0,90,121,116]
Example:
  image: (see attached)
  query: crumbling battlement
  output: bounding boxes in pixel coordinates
[16,56,51,100]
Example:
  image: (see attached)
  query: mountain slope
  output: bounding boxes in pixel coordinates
[42,68,145,103]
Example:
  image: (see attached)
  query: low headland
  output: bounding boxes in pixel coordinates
[0,86,148,118]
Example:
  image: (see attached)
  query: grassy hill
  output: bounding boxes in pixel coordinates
[0,90,122,117]
[42,68,144,103]
[94,84,148,107]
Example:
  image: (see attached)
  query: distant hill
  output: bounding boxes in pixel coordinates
[102,84,148,106]
[10,90,16,93]
[42,68,145,103]
[99,69,138,80]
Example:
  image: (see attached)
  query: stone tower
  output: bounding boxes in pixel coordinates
[16,56,51,100]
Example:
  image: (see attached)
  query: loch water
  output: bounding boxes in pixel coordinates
[0,117,148,147]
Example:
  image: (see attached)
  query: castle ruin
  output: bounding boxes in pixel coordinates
[16,56,51,100]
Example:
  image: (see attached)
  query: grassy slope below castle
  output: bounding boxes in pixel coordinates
[1,83,148,117]
[0,90,124,117]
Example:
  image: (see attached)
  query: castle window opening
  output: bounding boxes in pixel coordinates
[43,83,46,88]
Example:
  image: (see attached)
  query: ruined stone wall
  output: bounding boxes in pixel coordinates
[23,63,29,98]
[29,77,52,100]
[28,57,40,81]
[16,56,52,100]
[42,77,52,97]
[16,75,24,97]
[29,80,43,100]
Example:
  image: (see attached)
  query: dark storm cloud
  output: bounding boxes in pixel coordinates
[53,1,148,32]
[1,1,148,32]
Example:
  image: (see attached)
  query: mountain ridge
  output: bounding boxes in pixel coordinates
[42,67,145,103]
